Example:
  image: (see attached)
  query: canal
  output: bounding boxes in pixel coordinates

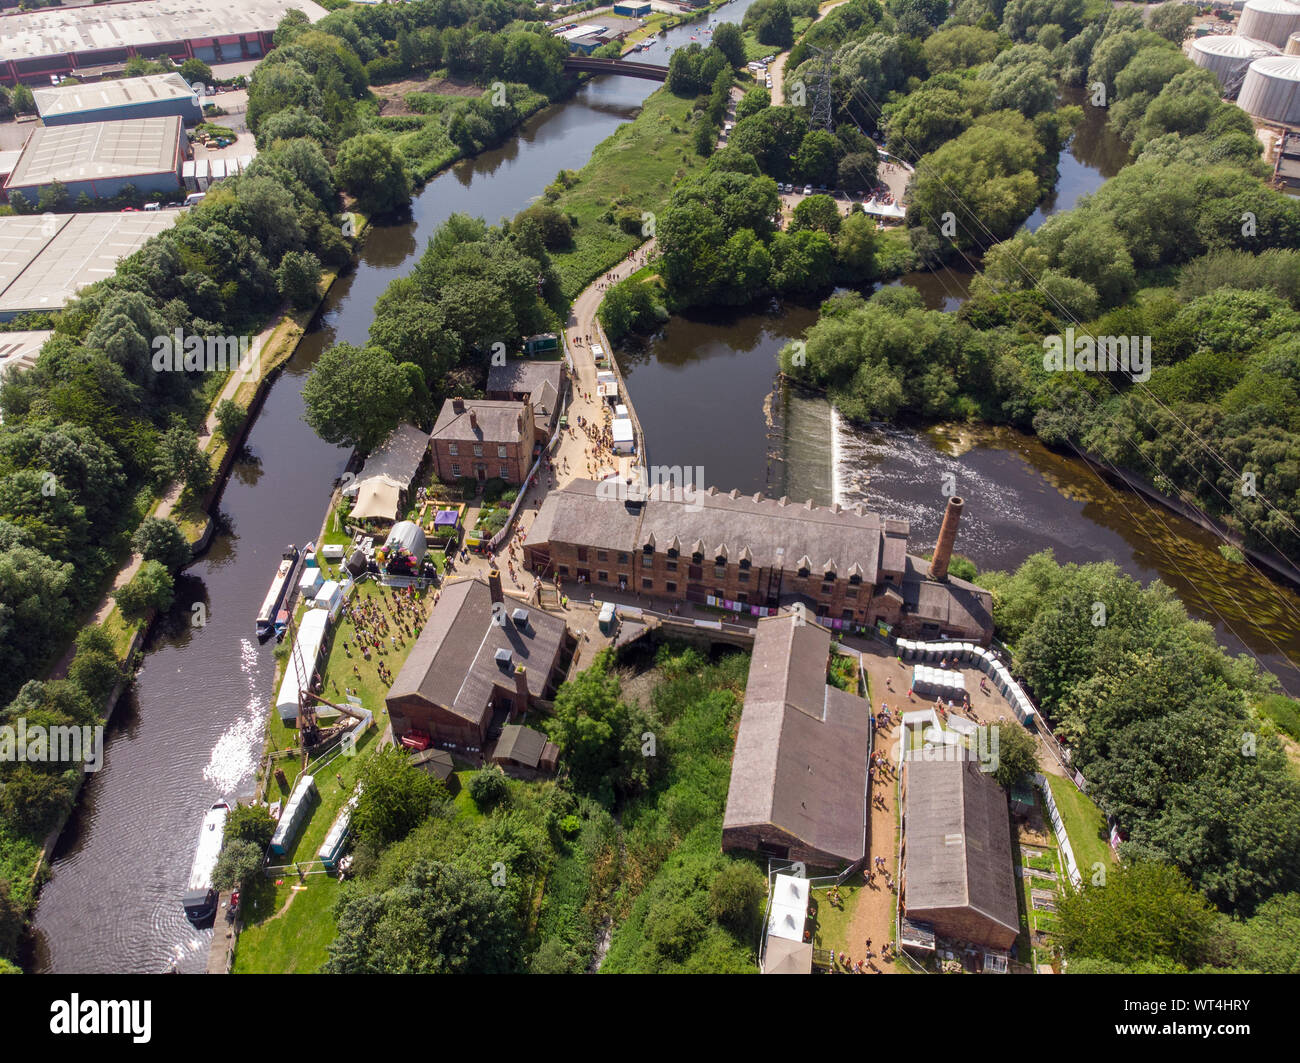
[29,0,765,973]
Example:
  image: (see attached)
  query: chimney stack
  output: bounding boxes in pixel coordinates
[469,409,479,431]
[931,496,964,582]
[452,396,465,414]
[488,568,503,603]
[514,665,529,717]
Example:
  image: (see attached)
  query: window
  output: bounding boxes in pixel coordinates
[451,464,461,478]
[497,445,507,459]
[737,592,748,604]
[577,547,588,562]
[448,443,458,456]
[846,588,858,599]
[597,551,608,562]
[821,582,834,595]
[739,571,749,583]
[714,564,726,579]
[665,581,677,593]
[597,571,609,583]
[473,444,483,457]
[666,560,677,573]
[641,578,653,590]
[499,466,509,479]
[641,554,653,568]
[618,553,629,564]
[841,608,854,621]
[558,565,569,576]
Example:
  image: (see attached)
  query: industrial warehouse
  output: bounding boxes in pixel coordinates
[2,115,185,204]
[33,73,203,127]
[0,211,177,320]
[0,0,328,85]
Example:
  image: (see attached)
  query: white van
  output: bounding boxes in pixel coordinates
[184,192,206,207]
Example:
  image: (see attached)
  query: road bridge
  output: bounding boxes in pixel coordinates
[562,56,669,81]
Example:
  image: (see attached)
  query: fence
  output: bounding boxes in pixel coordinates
[1036,772,1083,889]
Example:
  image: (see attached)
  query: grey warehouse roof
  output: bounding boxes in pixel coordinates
[6,116,182,189]
[34,74,200,121]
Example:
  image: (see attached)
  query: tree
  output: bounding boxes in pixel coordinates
[709,862,766,938]
[837,149,878,193]
[712,22,746,69]
[224,803,276,849]
[987,721,1038,788]
[350,746,444,849]
[547,652,647,802]
[303,342,412,454]
[334,133,411,219]
[468,764,509,810]
[750,0,794,49]
[1057,862,1217,969]
[114,561,174,620]
[735,87,770,124]
[131,517,192,571]
[0,545,74,703]
[10,84,34,115]
[0,765,73,836]
[212,839,263,892]
[0,880,24,964]
[1148,2,1194,44]
[153,425,213,496]
[67,627,121,705]
[276,249,323,309]
[794,129,840,186]
[326,859,521,973]
[180,58,214,86]
[214,399,247,443]
[790,193,842,236]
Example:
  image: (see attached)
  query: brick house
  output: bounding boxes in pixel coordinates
[430,397,538,486]
[385,572,575,755]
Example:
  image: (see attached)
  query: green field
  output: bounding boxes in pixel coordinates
[547,87,710,299]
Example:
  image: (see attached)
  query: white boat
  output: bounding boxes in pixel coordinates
[182,801,230,923]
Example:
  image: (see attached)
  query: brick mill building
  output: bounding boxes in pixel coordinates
[523,481,993,642]
[723,611,871,867]
[429,397,539,486]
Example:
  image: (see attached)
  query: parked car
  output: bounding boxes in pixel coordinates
[803,185,813,196]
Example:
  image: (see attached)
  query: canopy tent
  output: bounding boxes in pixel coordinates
[349,476,403,522]
[611,418,635,454]
[863,198,906,219]
[766,873,810,944]
[762,935,813,974]
[433,509,460,529]
[275,608,330,722]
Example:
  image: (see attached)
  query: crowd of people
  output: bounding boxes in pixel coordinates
[334,585,428,693]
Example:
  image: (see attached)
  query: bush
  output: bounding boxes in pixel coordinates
[113,560,175,621]
[131,516,192,571]
[481,477,510,503]
[224,803,276,849]
[468,765,509,810]
[212,839,263,892]
[214,399,247,443]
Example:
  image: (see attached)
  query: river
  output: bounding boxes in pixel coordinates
[616,105,1300,696]
[29,0,764,974]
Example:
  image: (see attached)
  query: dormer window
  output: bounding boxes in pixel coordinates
[739,557,751,570]
[849,572,862,585]
[798,566,811,579]
[823,571,835,584]
[691,551,703,564]
[666,547,678,559]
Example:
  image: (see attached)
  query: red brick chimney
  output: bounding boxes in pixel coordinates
[488,568,503,603]
[469,409,479,431]
[514,665,528,717]
[931,496,964,582]
[452,396,465,414]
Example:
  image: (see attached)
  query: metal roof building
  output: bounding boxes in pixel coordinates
[4,115,184,202]
[0,211,177,320]
[34,73,203,127]
[901,757,1020,951]
[0,0,329,85]
[723,612,871,868]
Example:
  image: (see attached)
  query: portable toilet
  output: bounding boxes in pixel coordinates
[598,600,616,635]
[182,159,197,191]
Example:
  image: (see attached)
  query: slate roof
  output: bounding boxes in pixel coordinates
[903,757,1019,942]
[431,399,529,444]
[724,614,870,863]
[494,724,556,768]
[387,579,568,727]
[487,359,564,401]
[902,557,993,634]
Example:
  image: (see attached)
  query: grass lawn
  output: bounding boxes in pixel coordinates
[1046,774,1113,876]
[547,86,710,299]
[810,881,861,954]
[231,873,341,974]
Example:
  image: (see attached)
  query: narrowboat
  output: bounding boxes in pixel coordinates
[182,800,230,923]
[256,545,300,639]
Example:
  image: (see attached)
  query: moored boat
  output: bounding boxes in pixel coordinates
[256,545,300,639]
[182,800,230,923]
